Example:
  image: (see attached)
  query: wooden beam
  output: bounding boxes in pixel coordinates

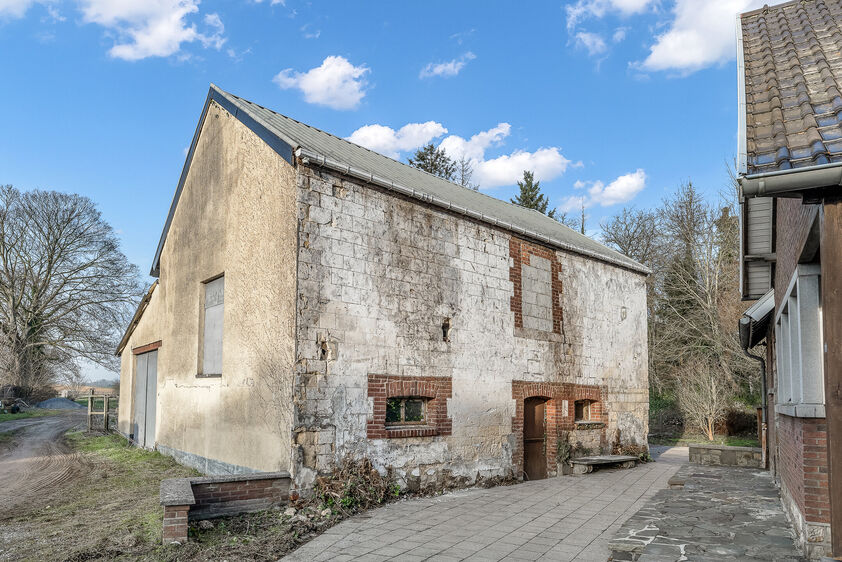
[132,340,162,355]
[822,199,842,555]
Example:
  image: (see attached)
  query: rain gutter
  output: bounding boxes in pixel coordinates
[739,161,842,198]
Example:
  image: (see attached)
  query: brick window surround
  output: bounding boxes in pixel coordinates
[367,374,452,439]
[509,237,563,333]
[511,381,607,478]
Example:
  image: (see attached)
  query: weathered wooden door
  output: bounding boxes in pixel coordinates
[133,350,158,449]
[524,397,547,480]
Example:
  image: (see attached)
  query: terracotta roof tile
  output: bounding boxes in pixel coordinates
[741,0,842,174]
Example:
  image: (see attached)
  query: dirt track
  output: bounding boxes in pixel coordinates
[0,413,86,516]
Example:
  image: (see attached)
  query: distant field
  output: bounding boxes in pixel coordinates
[73,397,118,411]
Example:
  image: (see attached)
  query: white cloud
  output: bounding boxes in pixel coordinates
[300,23,320,39]
[419,51,476,79]
[347,120,570,189]
[78,0,226,61]
[575,32,607,56]
[274,55,369,110]
[439,123,510,162]
[440,123,570,187]
[566,0,655,30]
[0,0,38,18]
[347,122,448,158]
[612,27,627,42]
[562,169,646,210]
[477,148,571,188]
[637,0,764,73]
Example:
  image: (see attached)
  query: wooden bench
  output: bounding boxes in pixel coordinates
[570,455,638,474]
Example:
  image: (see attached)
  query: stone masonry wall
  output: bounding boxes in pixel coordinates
[291,163,649,491]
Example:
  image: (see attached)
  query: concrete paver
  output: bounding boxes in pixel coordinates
[283,447,685,562]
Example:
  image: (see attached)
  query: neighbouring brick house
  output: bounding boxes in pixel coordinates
[117,84,650,494]
[737,1,842,558]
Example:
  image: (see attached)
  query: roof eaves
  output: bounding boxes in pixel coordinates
[116,281,157,356]
[296,147,651,275]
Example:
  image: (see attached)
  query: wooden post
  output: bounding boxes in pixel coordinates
[103,395,109,431]
[86,393,92,432]
[822,198,842,556]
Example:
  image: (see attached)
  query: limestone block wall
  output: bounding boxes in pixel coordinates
[291,163,649,490]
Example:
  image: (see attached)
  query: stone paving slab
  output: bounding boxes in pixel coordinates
[608,463,805,561]
[282,447,685,562]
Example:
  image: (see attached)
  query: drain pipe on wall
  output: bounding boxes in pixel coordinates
[743,346,767,468]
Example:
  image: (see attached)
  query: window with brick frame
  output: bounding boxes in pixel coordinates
[385,397,427,425]
[574,400,592,422]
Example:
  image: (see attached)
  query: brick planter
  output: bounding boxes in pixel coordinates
[160,471,291,544]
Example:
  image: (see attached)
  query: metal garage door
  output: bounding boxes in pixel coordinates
[133,350,158,449]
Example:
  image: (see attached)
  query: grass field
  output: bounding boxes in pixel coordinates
[74,397,118,411]
[0,409,61,423]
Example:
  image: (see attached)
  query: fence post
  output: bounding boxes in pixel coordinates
[87,394,92,431]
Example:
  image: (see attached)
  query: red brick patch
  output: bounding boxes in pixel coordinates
[367,374,452,439]
[509,237,563,333]
[511,381,607,478]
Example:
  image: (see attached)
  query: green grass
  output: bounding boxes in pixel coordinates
[74,397,118,410]
[0,429,21,446]
[649,433,760,448]
[0,409,61,423]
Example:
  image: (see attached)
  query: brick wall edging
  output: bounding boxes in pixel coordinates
[160,471,291,544]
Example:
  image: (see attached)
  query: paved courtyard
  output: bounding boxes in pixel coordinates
[282,447,685,562]
[609,463,803,561]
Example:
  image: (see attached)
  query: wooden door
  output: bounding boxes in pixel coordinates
[524,398,547,480]
[133,350,158,449]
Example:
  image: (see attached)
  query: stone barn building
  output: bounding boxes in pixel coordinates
[117,84,650,492]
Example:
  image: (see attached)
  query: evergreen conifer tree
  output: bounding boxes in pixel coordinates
[408,143,456,180]
[510,170,556,218]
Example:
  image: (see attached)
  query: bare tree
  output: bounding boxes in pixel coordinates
[455,156,479,190]
[678,359,730,440]
[0,186,143,390]
[555,211,579,230]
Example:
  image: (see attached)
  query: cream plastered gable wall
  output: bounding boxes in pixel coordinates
[118,100,298,473]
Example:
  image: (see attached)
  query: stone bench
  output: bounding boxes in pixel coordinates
[570,455,638,474]
[160,471,291,544]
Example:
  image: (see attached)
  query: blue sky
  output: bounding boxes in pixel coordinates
[1,1,764,297]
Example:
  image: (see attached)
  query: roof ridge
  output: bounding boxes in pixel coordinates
[213,86,586,240]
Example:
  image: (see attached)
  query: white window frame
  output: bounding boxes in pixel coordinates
[200,275,224,376]
[775,264,823,417]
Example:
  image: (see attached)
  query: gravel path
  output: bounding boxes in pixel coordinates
[0,412,86,516]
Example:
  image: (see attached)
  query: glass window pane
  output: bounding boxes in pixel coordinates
[386,398,401,423]
[405,399,424,422]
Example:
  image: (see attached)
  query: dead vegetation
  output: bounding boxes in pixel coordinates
[0,441,407,561]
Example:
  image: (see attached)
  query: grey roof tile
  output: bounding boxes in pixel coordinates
[211,85,647,273]
[741,0,842,174]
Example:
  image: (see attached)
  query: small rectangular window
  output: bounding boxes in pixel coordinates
[202,276,224,375]
[385,397,427,425]
[574,400,591,422]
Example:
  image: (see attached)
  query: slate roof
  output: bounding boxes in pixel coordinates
[741,0,842,175]
[205,85,647,273]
